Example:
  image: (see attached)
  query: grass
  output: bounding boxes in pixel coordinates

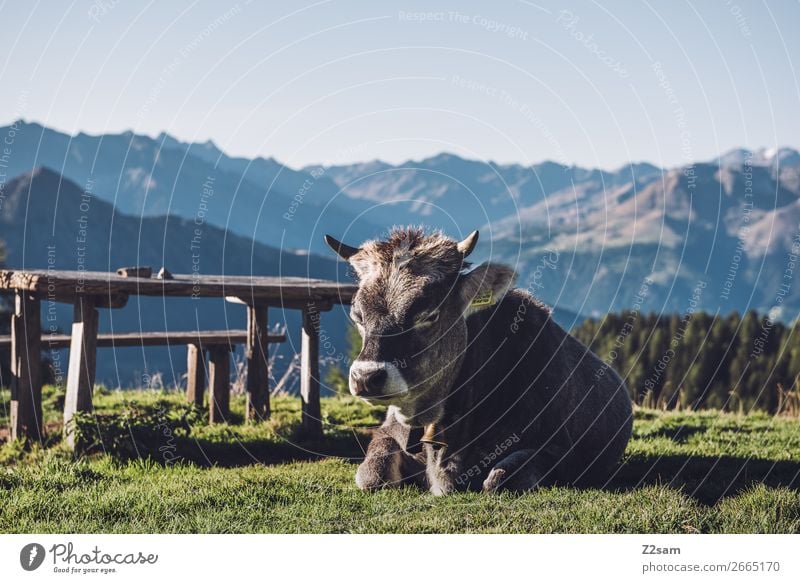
[0,386,799,533]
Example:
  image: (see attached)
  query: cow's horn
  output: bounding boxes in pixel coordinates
[324,234,361,260]
[457,230,479,257]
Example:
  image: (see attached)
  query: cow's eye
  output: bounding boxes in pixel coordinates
[416,310,440,326]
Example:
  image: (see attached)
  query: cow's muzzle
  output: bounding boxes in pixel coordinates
[349,361,409,401]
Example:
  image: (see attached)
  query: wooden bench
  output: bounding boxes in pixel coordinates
[1,269,356,444]
[0,330,286,424]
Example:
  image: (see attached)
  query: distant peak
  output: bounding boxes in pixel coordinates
[428,152,459,162]
[27,166,61,181]
[613,161,662,176]
[155,131,225,159]
[716,146,800,168]
[404,152,496,170]
[6,166,83,194]
[1,118,43,133]
[535,159,569,170]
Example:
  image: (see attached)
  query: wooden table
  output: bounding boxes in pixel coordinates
[0,269,356,445]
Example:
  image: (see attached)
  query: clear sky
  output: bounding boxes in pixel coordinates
[1,0,798,170]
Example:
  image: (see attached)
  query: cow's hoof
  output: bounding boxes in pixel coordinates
[355,468,386,492]
[429,484,452,496]
[482,468,507,493]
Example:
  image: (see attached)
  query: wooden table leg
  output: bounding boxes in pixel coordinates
[300,304,322,438]
[245,305,270,422]
[208,347,230,424]
[10,291,42,443]
[186,343,206,408]
[64,296,99,448]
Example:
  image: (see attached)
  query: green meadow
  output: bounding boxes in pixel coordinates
[1,386,798,533]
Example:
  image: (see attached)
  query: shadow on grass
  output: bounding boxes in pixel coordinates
[171,427,369,467]
[608,453,800,505]
[65,404,372,468]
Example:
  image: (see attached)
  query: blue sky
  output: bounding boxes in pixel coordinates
[1,0,798,170]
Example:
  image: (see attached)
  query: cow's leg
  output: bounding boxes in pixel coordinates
[425,447,464,496]
[482,449,553,493]
[355,435,424,491]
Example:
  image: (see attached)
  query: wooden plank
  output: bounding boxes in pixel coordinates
[245,306,270,422]
[186,344,206,409]
[0,269,357,305]
[63,296,99,449]
[10,291,42,442]
[41,292,129,309]
[115,266,152,278]
[90,330,251,348]
[226,296,334,311]
[208,347,230,424]
[0,330,286,349]
[300,304,322,438]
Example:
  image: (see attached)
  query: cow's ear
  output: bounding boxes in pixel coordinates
[458,263,517,316]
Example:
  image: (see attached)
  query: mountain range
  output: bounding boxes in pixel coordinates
[1,119,799,384]
[317,143,800,320]
[0,120,382,253]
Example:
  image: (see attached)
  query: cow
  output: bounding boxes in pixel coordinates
[324,227,633,495]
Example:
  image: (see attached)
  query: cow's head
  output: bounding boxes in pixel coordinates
[325,227,516,426]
